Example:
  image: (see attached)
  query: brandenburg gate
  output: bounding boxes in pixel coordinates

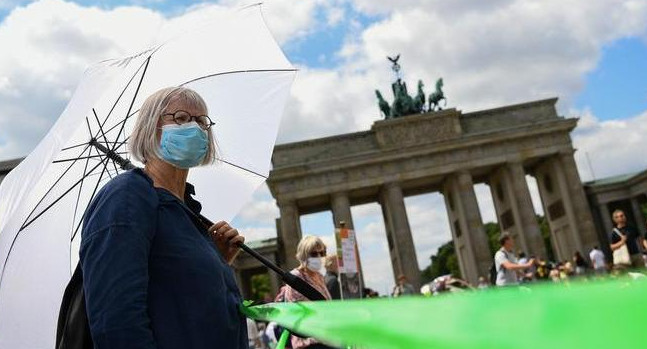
[267,98,600,287]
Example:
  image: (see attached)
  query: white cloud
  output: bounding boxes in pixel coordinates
[233,184,279,223]
[0,0,329,160]
[0,0,162,159]
[277,0,647,144]
[237,226,276,242]
[572,109,647,181]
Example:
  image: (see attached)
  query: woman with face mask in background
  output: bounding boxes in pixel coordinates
[80,87,247,349]
[279,235,333,349]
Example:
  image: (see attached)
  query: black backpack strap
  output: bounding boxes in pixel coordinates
[56,263,93,349]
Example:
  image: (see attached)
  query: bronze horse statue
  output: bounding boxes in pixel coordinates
[413,80,425,113]
[428,78,446,111]
[375,90,391,119]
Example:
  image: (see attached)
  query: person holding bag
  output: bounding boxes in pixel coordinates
[609,209,644,270]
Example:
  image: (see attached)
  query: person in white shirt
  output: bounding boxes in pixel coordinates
[589,246,607,274]
[494,233,534,286]
[247,318,262,349]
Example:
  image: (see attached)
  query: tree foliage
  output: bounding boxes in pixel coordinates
[250,273,271,301]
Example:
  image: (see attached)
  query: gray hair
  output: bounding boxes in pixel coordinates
[295,235,326,267]
[130,86,218,165]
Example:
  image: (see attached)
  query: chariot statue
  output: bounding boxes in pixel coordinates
[375,54,447,119]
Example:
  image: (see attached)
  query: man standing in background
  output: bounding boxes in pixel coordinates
[494,233,535,286]
[324,255,341,300]
[609,209,644,269]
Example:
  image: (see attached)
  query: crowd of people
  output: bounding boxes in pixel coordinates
[246,207,647,347]
[489,208,647,288]
[411,208,647,295]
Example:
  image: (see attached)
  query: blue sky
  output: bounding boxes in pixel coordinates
[576,37,647,121]
[1,0,647,292]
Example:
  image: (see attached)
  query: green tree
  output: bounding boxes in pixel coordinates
[250,273,271,301]
[421,240,461,283]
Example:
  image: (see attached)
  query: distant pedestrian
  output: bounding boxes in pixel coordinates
[391,274,415,297]
[573,251,589,276]
[609,209,644,269]
[477,276,489,290]
[281,235,334,349]
[494,233,534,286]
[247,318,262,349]
[589,246,606,274]
[324,255,341,300]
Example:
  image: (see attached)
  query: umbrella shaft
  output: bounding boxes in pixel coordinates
[89,139,135,170]
[88,140,325,300]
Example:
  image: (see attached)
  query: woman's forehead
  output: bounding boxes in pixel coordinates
[165,95,207,114]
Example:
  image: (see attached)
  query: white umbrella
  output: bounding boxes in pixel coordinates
[0,5,295,348]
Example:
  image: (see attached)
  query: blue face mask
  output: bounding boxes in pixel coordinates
[159,122,208,169]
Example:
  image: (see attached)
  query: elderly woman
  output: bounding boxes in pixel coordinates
[278,235,333,349]
[80,87,247,348]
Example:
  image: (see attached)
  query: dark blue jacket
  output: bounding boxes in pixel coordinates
[80,169,247,349]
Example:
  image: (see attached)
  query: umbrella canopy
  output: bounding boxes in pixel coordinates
[0,5,295,348]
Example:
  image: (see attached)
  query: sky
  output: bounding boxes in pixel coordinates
[0,0,646,294]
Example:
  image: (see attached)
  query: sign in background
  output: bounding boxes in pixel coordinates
[334,227,363,299]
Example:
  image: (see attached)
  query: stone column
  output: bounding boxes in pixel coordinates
[331,192,355,229]
[330,192,365,290]
[442,188,468,279]
[557,152,599,251]
[277,200,302,269]
[508,162,546,258]
[599,203,613,235]
[631,198,646,235]
[268,268,280,298]
[378,182,420,290]
[550,155,584,256]
[454,171,492,283]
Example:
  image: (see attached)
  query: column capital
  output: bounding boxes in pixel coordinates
[382,181,402,190]
[277,199,298,208]
[506,159,525,167]
[558,148,576,158]
[330,191,349,200]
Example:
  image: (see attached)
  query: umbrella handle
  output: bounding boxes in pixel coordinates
[196,214,326,302]
[90,142,326,302]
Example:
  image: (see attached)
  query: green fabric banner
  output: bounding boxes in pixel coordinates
[242,277,647,348]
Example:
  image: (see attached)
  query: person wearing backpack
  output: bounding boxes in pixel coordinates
[494,233,535,287]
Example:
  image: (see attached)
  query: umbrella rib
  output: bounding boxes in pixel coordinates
[69,153,113,242]
[1,157,111,287]
[111,56,151,151]
[20,141,94,229]
[98,55,151,134]
[61,142,90,152]
[85,116,114,180]
[100,109,139,136]
[19,157,110,232]
[180,68,297,86]
[217,158,267,179]
[93,109,120,176]
[52,152,129,164]
[20,134,127,234]
[70,142,94,249]
[61,109,138,154]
